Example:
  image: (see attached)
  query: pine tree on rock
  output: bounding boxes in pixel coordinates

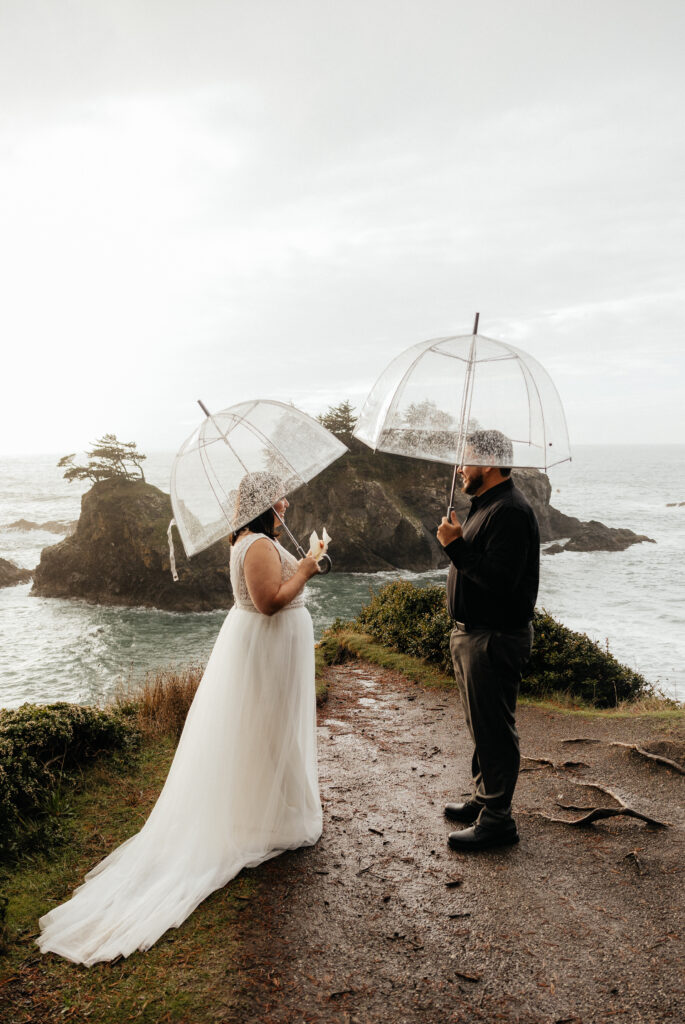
[58,434,147,484]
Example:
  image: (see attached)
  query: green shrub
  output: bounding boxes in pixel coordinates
[347,581,652,708]
[524,610,651,706]
[0,703,139,861]
[356,582,453,672]
[0,892,8,956]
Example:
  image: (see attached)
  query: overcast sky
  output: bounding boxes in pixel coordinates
[1,0,683,456]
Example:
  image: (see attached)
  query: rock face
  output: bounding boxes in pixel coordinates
[282,441,654,571]
[0,558,32,588]
[31,478,232,611]
[29,448,655,609]
[561,520,655,553]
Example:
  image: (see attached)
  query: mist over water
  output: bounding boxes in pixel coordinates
[1,446,683,708]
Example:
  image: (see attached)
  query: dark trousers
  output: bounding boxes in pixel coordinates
[449,624,533,827]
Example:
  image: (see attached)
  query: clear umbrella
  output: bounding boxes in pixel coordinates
[168,399,347,576]
[353,313,571,511]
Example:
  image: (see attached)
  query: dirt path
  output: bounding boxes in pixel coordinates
[220,662,684,1024]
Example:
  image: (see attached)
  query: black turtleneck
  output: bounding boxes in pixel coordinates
[443,477,540,630]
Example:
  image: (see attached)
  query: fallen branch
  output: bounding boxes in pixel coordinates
[536,781,670,829]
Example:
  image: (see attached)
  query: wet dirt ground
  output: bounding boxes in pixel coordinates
[220,662,685,1024]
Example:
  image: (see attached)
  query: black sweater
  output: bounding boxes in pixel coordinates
[443,478,540,629]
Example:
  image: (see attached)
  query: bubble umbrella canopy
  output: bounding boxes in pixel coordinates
[354,324,571,473]
[170,399,348,559]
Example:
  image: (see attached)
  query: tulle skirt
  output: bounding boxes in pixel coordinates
[37,605,322,965]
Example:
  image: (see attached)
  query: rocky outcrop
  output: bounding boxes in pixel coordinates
[7,518,76,535]
[283,441,654,571]
[29,447,655,608]
[561,521,654,553]
[285,445,451,572]
[0,558,32,587]
[31,478,231,611]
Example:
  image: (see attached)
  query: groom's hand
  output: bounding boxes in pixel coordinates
[437,510,462,547]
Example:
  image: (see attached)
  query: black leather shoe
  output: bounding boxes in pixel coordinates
[448,824,519,851]
[444,801,482,824]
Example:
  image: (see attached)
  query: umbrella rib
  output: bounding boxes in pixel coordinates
[523,363,547,457]
[198,412,254,528]
[454,334,478,469]
[435,349,517,364]
[518,358,535,448]
[198,435,235,530]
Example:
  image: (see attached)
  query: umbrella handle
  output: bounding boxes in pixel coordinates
[272,507,333,573]
[272,507,308,559]
[317,553,332,575]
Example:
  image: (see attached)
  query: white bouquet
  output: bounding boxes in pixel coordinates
[307,527,331,562]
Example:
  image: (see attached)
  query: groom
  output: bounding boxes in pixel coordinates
[436,430,540,851]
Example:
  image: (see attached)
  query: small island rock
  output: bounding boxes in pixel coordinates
[0,558,33,588]
[31,478,231,611]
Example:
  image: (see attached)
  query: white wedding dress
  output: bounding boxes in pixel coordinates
[38,533,322,965]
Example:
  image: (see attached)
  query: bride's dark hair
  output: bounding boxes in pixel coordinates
[231,509,279,545]
[230,471,284,545]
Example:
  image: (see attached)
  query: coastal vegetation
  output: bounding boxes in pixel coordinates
[321,581,659,708]
[58,434,147,484]
[316,398,358,442]
[0,703,139,864]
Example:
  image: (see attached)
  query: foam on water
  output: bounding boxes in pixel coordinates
[1,446,683,707]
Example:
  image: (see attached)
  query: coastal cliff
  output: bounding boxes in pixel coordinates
[30,447,653,609]
[284,440,653,570]
[31,478,231,612]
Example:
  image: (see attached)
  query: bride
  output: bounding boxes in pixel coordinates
[38,489,322,965]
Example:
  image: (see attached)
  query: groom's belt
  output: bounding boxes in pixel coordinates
[453,620,531,633]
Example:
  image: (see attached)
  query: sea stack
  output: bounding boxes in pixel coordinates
[31,478,232,611]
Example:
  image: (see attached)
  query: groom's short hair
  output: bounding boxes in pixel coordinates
[465,429,513,475]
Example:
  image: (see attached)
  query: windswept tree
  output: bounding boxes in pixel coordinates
[404,399,455,430]
[58,434,147,484]
[317,400,357,442]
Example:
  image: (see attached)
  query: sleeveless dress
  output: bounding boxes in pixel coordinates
[37,533,322,965]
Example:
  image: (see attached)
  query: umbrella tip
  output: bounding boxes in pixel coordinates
[198,400,211,417]
[472,312,480,335]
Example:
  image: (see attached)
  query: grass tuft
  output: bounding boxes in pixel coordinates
[114,665,204,740]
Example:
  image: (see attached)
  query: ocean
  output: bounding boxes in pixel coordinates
[1,445,683,709]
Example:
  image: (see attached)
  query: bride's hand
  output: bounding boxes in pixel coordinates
[298,554,321,580]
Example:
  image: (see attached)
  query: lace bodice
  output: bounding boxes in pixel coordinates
[230,533,305,612]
